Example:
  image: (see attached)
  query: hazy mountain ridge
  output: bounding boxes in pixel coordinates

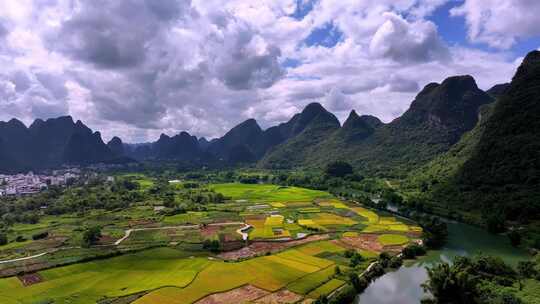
[0,116,119,172]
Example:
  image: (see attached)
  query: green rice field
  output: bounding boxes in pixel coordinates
[0,181,421,304]
[210,183,332,202]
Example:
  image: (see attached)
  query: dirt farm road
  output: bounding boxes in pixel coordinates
[0,222,245,264]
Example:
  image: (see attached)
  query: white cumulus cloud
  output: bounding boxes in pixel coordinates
[451,0,540,49]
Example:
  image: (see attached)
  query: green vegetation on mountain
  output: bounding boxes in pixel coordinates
[406,51,540,243]
[206,118,264,163]
[260,103,341,169]
[260,75,493,177]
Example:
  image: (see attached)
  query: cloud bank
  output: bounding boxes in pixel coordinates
[0,0,532,142]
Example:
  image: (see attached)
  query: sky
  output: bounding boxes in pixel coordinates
[1,0,539,143]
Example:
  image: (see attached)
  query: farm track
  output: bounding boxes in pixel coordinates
[0,222,245,264]
[0,251,50,264]
[114,221,245,245]
[0,246,80,264]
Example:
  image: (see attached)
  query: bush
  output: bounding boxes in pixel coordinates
[343,249,355,258]
[389,256,403,268]
[0,233,7,246]
[350,252,365,267]
[508,230,521,247]
[82,226,102,247]
[329,284,357,304]
[202,239,221,253]
[32,231,49,240]
[364,263,385,281]
[402,243,426,259]
[378,252,391,268]
[421,217,448,248]
[486,212,506,233]
[325,161,353,178]
[314,295,329,304]
[517,261,537,278]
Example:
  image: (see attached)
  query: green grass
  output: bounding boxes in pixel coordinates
[210,183,331,202]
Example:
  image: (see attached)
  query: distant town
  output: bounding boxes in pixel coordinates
[0,169,81,196]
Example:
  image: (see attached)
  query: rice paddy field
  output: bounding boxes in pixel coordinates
[0,180,422,304]
[210,183,332,203]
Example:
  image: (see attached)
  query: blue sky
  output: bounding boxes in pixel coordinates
[427,0,540,58]
[299,0,539,60]
[0,0,539,142]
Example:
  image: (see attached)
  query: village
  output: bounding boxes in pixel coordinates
[0,169,81,196]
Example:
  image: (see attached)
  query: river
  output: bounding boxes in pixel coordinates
[356,221,529,304]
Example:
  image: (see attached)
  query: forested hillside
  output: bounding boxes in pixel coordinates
[262,75,493,177]
[408,50,540,230]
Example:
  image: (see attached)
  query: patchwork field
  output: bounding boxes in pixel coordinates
[210,183,332,203]
[0,182,421,304]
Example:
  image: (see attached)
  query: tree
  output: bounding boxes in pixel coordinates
[508,230,521,247]
[402,243,426,259]
[202,239,220,253]
[382,190,403,205]
[389,256,403,268]
[348,273,361,291]
[0,233,7,246]
[350,252,365,267]
[82,226,102,247]
[423,255,522,304]
[517,261,537,279]
[334,265,341,275]
[422,262,477,303]
[421,217,448,248]
[325,161,353,178]
[343,249,355,258]
[32,231,48,240]
[314,295,329,304]
[486,211,506,233]
[378,252,391,268]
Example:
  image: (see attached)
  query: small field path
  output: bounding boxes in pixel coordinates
[0,222,246,264]
[115,221,245,245]
[0,251,50,264]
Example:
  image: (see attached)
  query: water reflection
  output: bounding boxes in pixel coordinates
[357,266,429,304]
[356,222,528,304]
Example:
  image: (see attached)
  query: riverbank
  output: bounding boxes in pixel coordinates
[355,221,530,303]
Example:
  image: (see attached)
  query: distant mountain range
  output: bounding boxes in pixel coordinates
[0,116,123,172]
[1,51,538,179]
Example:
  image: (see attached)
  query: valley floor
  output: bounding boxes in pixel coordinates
[0,181,421,304]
